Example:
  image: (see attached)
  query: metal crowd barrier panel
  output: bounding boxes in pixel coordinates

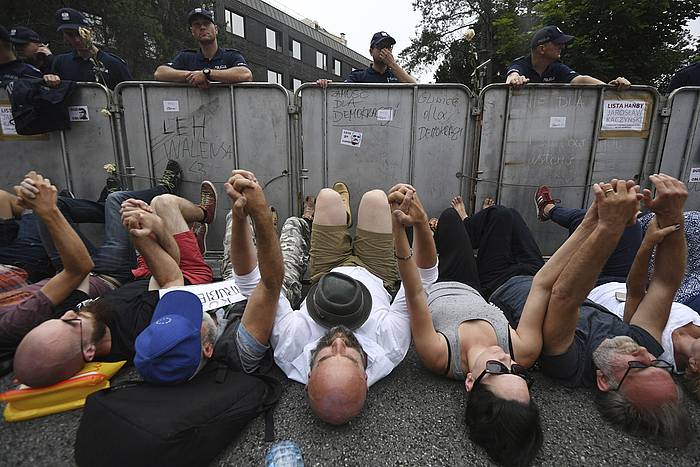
[475,84,662,255]
[657,86,700,210]
[0,83,120,200]
[294,83,477,219]
[114,82,294,257]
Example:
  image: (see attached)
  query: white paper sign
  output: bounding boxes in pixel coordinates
[601,100,647,131]
[163,100,180,112]
[549,116,566,129]
[0,105,17,135]
[377,108,393,121]
[689,167,700,183]
[159,280,246,312]
[68,106,90,121]
[340,129,363,147]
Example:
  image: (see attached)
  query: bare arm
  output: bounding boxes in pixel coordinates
[389,186,446,374]
[628,174,688,340]
[122,198,180,264]
[15,173,93,305]
[379,50,417,84]
[153,65,190,83]
[506,71,529,88]
[571,75,631,90]
[542,180,641,355]
[210,66,252,83]
[126,211,183,289]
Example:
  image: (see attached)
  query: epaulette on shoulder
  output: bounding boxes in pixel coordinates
[103,50,128,64]
[223,48,242,53]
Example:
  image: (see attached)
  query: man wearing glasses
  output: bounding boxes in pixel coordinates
[316,31,416,87]
[491,174,692,446]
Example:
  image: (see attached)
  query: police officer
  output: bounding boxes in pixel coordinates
[9,26,54,75]
[51,7,133,90]
[317,31,416,87]
[668,62,700,93]
[505,26,630,90]
[154,8,252,88]
[0,25,42,85]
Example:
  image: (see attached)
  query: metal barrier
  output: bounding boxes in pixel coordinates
[295,83,477,219]
[0,83,120,200]
[475,84,662,255]
[657,86,700,210]
[115,82,294,254]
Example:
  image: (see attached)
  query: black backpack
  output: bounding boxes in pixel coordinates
[74,312,282,467]
[6,78,76,135]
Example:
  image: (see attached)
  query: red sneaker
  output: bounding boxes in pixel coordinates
[534,186,560,221]
[199,181,218,225]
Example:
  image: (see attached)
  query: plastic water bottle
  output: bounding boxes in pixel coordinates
[265,440,304,467]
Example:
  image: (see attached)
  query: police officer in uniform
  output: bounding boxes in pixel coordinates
[154,8,252,88]
[505,26,630,90]
[51,8,133,90]
[317,31,416,87]
[9,26,54,75]
[0,25,43,85]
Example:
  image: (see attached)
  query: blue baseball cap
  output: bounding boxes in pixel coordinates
[134,290,203,385]
[187,7,214,25]
[9,26,43,44]
[530,26,574,49]
[55,7,90,31]
[370,31,396,49]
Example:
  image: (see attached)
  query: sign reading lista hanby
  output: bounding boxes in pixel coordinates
[601,100,647,131]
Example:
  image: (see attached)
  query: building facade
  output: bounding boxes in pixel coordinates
[213,0,369,91]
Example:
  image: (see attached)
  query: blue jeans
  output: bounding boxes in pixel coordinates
[39,187,166,285]
[550,206,643,284]
[0,212,53,282]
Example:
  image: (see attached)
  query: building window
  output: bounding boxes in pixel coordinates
[334,59,341,76]
[291,39,301,60]
[266,28,281,51]
[316,51,327,70]
[225,9,244,37]
[292,78,302,91]
[267,69,282,85]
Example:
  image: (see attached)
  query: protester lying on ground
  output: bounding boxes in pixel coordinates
[389,184,611,465]
[221,194,316,308]
[154,8,252,87]
[316,31,416,87]
[257,182,437,424]
[492,175,693,447]
[505,26,630,90]
[586,215,700,401]
[11,189,214,387]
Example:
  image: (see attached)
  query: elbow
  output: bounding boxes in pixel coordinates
[549,282,575,307]
[153,68,162,80]
[241,68,253,82]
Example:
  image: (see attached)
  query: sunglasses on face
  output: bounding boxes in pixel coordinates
[61,318,87,362]
[473,360,533,389]
[612,359,673,391]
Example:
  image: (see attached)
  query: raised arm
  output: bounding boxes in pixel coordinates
[225,170,284,345]
[15,172,93,305]
[388,185,446,373]
[379,50,417,84]
[626,174,688,340]
[542,180,641,355]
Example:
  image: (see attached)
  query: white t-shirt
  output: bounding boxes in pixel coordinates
[588,282,700,373]
[235,263,439,386]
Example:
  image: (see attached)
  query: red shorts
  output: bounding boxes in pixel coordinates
[132,231,213,284]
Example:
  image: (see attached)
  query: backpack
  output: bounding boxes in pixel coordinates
[6,78,76,135]
[74,312,282,467]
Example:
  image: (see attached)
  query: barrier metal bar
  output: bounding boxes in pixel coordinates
[59,131,73,193]
[679,93,700,181]
[408,86,418,184]
[582,88,606,207]
[138,83,156,185]
[229,86,239,168]
[637,88,663,189]
[322,86,328,188]
[495,87,513,204]
[459,90,476,207]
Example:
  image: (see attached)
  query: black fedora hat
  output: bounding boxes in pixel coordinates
[306,272,372,330]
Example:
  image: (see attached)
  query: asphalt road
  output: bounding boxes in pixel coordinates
[1,345,699,466]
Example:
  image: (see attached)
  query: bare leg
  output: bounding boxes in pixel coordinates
[357,190,392,234]
[150,194,202,234]
[0,190,19,219]
[313,188,346,226]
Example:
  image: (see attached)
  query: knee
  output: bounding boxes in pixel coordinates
[105,190,129,209]
[150,193,179,213]
[316,188,341,205]
[359,189,388,209]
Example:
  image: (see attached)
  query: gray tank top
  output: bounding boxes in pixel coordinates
[427,281,513,381]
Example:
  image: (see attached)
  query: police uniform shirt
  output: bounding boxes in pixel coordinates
[505,55,579,83]
[345,65,398,83]
[167,48,249,71]
[0,60,41,85]
[51,49,133,90]
[668,62,700,93]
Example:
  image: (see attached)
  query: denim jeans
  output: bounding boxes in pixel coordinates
[0,212,53,282]
[39,186,166,285]
[550,206,643,284]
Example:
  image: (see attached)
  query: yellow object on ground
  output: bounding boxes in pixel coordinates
[0,361,125,422]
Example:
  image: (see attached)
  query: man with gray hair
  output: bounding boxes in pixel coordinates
[491,174,692,446]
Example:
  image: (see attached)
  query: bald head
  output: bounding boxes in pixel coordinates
[14,320,84,387]
[307,359,367,425]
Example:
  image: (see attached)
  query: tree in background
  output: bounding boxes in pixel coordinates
[0,0,226,81]
[403,0,700,90]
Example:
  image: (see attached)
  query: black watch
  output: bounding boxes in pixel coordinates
[202,68,211,80]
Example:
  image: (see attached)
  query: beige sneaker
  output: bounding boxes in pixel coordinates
[333,182,351,226]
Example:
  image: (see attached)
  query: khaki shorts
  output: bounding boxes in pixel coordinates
[310,224,397,292]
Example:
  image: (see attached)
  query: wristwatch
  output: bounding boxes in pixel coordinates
[202,68,211,80]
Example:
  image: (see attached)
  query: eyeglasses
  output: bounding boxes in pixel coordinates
[61,318,87,362]
[612,359,673,391]
[473,360,532,389]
